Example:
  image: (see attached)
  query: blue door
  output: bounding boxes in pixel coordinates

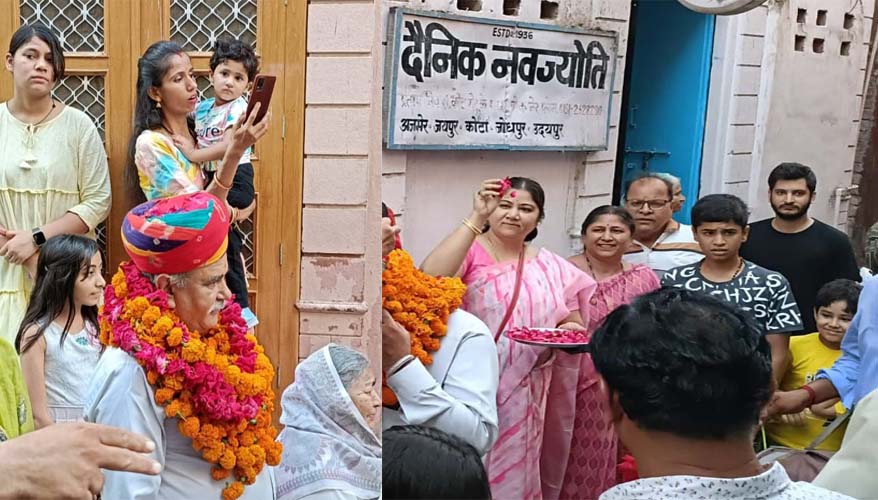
[621,0,715,223]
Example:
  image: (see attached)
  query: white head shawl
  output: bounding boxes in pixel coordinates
[275,345,382,500]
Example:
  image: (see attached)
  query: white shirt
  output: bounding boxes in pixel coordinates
[624,221,704,278]
[84,348,276,499]
[382,309,499,455]
[44,322,101,422]
[600,462,854,500]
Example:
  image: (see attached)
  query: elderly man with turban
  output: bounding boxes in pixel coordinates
[84,192,281,500]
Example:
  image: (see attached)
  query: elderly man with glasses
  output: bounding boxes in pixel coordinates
[622,173,703,278]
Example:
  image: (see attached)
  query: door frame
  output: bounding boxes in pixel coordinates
[0,0,306,406]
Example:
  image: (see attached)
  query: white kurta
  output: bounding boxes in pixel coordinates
[382,309,500,455]
[84,348,276,500]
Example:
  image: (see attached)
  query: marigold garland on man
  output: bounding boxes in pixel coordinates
[84,192,280,500]
[381,249,466,406]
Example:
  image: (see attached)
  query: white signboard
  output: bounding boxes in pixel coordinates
[384,9,618,151]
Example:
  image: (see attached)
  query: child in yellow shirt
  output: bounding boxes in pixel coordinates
[765,279,862,451]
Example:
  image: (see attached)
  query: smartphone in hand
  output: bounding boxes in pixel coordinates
[244,75,276,124]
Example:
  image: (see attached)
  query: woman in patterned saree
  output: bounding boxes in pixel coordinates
[0,23,111,347]
[561,206,660,499]
[421,177,597,500]
[276,344,381,500]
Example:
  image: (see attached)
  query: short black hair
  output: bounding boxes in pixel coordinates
[623,172,674,201]
[209,38,258,82]
[768,162,817,193]
[691,194,750,229]
[815,279,862,316]
[383,426,492,500]
[9,23,65,81]
[590,288,773,440]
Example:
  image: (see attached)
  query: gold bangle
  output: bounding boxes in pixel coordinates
[213,175,233,190]
[461,218,482,236]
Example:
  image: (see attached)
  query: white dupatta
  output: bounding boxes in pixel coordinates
[275,346,382,500]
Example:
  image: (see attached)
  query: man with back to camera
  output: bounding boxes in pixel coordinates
[591,288,852,500]
[622,173,703,278]
[741,163,860,334]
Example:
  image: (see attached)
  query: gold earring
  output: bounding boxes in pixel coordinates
[156,101,162,109]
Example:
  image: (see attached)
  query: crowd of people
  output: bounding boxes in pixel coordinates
[379,161,876,499]
[2,18,878,500]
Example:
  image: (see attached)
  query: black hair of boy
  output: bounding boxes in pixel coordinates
[383,425,492,500]
[590,287,773,440]
[815,279,862,316]
[768,162,817,193]
[691,193,750,230]
[209,38,258,82]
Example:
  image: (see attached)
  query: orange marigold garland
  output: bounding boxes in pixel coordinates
[382,249,466,406]
[101,262,282,499]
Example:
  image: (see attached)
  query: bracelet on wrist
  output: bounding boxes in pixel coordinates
[387,354,416,377]
[461,218,483,236]
[799,385,817,407]
[213,175,233,190]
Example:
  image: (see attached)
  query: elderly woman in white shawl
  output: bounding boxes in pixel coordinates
[276,344,382,500]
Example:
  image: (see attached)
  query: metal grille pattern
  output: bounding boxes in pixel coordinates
[95,221,108,271]
[170,0,257,52]
[196,74,215,101]
[238,217,255,278]
[54,75,106,141]
[19,0,104,52]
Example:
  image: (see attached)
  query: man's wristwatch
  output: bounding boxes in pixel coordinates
[31,227,46,248]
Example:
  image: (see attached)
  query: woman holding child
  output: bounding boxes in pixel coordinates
[126,39,266,326]
[0,24,111,347]
[421,177,597,499]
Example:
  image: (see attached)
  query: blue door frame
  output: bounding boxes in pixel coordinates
[618,0,715,223]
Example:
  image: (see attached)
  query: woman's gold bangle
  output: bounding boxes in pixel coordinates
[213,175,233,190]
[461,218,483,236]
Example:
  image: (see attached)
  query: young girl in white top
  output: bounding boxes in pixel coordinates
[16,234,104,427]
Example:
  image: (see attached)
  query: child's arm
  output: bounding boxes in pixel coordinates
[19,330,53,429]
[172,131,231,163]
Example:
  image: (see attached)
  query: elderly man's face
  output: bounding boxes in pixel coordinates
[167,258,232,332]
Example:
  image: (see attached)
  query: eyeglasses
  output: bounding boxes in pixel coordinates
[625,199,672,210]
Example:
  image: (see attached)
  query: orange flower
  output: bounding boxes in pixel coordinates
[155,387,175,405]
[381,250,466,406]
[221,482,244,500]
[212,467,231,481]
[167,327,184,347]
[220,449,237,470]
[179,416,200,437]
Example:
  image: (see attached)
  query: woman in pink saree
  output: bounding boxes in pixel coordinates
[559,206,660,499]
[421,177,597,500]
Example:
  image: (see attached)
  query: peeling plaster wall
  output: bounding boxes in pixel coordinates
[298,0,384,370]
[380,0,632,263]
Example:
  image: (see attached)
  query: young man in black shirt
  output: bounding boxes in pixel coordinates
[741,163,860,334]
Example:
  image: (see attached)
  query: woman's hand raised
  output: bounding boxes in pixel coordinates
[230,102,270,154]
[471,179,504,224]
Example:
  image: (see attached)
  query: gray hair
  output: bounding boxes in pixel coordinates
[143,272,189,288]
[654,172,682,191]
[327,344,370,389]
[623,172,676,201]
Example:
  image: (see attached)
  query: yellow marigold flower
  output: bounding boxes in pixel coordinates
[179,416,200,438]
[167,327,184,347]
[211,467,231,481]
[152,315,174,336]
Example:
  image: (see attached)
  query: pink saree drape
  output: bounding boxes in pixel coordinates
[460,242,596,500]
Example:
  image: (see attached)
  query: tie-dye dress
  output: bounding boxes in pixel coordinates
[459,241,596,500]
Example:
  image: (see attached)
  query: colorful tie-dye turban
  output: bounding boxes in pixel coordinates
[122,192,230,275]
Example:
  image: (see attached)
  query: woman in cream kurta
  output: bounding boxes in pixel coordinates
[0,25,110,347]
[0,103,111,346]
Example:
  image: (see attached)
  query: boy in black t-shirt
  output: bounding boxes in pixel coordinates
[741,163,860,334]
[663,194,802,382]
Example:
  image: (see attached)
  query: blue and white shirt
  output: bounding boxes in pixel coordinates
[194,96,251,172]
